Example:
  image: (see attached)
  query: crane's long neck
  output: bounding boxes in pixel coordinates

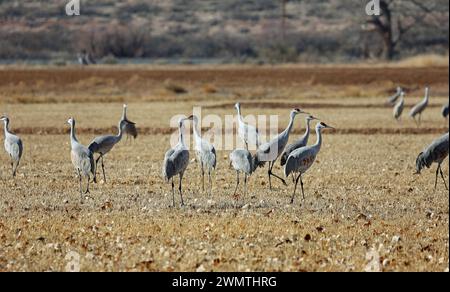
[313,126,323,150]
[2,120,10,136]
[236,106,244,123]
[122,106,127,120]
[116,121,124,140]
[302,119,311,141]
[284,113,296,136]
[179,124,186,147]
[424,89,429,102]
[192,119,202,144]
[70,122,78,146]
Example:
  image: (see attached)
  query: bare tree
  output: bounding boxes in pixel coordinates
[365,0,448,60]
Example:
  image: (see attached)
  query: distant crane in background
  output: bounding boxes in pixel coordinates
[387,86,403,106]
[0,116,23,178]
[255,108,308,190]
[229,149,258,198]
[415,132,449,191]
[88,120,126,183]
[284,122,334,204]
[409,87,430,126]
[393,92,405,122]
[67,118,96,200]
[121,104,138,143]
[163,117,190,207]
[187,115,217,195]
[235,103,260,150]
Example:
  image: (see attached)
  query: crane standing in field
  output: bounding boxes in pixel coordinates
[415,132,449,191]
[442,103,449,119]
[163,117,190,207]
[255,108,308,190]
[88,119,127,183]
[0,116,23,178]
[235,103,260,150]
[229,149,258,197]
[284,122,335,204]
[393,92,405,122]
[280,115,319,167]
[121,104,138,143]
[187,115,217,195]
[387,86,403,106]
[409,87,430,126]
[67,118,96,199]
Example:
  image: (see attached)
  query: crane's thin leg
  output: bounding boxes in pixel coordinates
[300,174,306,201]
[291,173,301,204]
[77,169,83,200]
[434,165,440,190]
[244,174,248,197]
[208,170,212,196]
[179,173,185,207]
[11,161,14,177]
[85,175,90,194]
[233,171,240,196]
[101,156,106,183]
[267,162,272,190]
[171,178,175,207]
[268,158,287,187]
[439,164,448,190]
[201,163,205,193]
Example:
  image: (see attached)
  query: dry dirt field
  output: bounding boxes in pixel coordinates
[0,65,448,272]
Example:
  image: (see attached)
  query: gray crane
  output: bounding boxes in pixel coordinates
[121,104,138,142]
[387,86,403,105]
[0,116,23,177]
[442,103,449,119]
[284,122,334,204]
[255,108,308,190]
[393,92,405,122]
[187,115,216,195]
[229,149,257,197]
[280,115,319,167]
[88,119,126,183]
[163,117,190,207]
[415,132,449,191]
[67,118,96,199]
[235,103,260,150]
[409,87,430,126]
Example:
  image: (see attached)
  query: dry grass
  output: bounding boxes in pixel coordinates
[0,66,448,272]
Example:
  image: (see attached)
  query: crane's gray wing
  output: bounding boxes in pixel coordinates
[284,147,316,177]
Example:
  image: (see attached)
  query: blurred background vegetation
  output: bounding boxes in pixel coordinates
[0,0,448,64]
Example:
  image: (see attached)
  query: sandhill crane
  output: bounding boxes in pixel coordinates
[163,117,190,207]
[88,120,126,183]
[77,53,89,66]
[409,87,430,126]
[284,122,334,204]
[235,103,260,150]
[393,92,405,121]
[280,115,318,167]
[229,149,257,197]
[442,103,449,119]
[67,118,96,199]
[387,86,403,105]
[0,116,23,177]
[415,132,449,191]
[255,108,308,190]
[187,115,216,195]
[121,104,138,142]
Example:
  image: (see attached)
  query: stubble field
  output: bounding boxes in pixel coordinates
[0,65,448,272]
